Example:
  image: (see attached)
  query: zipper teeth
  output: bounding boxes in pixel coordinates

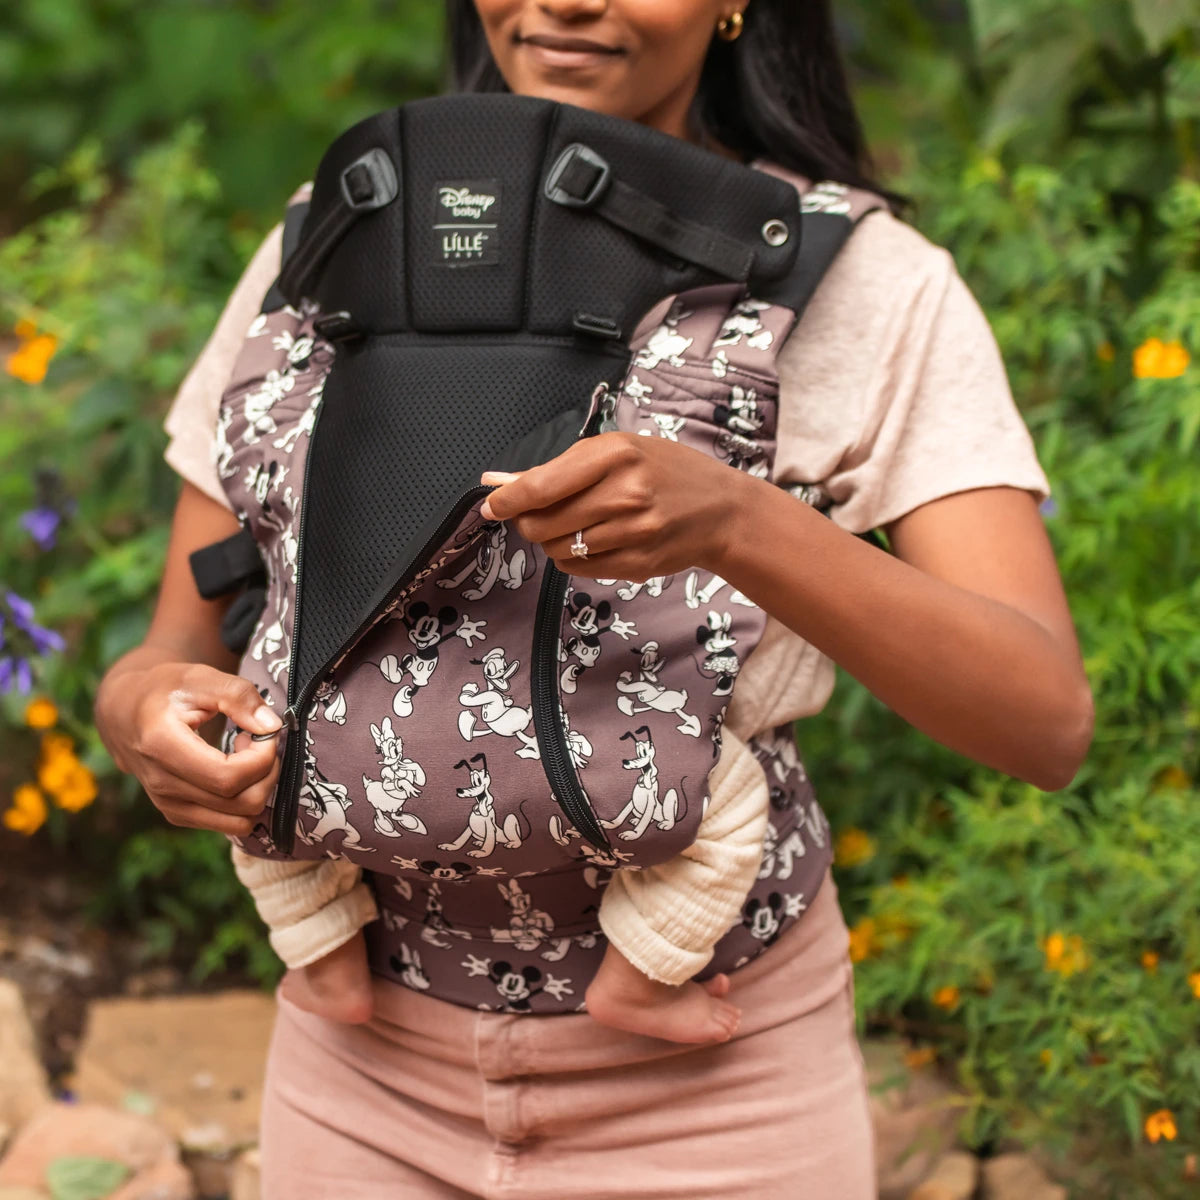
[530,564,611,850]
[271,356,330,853]
[272,483,494,851]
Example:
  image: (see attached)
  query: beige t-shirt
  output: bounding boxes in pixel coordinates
[162,203,1050,732]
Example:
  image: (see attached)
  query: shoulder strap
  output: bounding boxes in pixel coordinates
[259,183,315,314]
[750,166,887,316]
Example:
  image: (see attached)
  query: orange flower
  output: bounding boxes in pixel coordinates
[834,827,875,867]
[3,784,47,836]
[24,698,58,730]
[1142,950,1160,974]
[51,761,96,812]
[1133,338,1190,380]
[932,985,960,1011]
[1042,931,1088,977]
[41,731,74,760]
[1187,971,1200,999]
[904,1045,936,1069]
[1039,1049,1054,1067]
[847,918,878,963]
[1145,1109,1178,1144]
[5,323,58,385]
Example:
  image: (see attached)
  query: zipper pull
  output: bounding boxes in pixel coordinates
[581,383,619,437]
[282,706,300,732]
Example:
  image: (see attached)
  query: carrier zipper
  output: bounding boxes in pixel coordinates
[271,482,495,852]
[529,383,618,851]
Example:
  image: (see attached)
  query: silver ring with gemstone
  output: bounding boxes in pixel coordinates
[570,530,589,559]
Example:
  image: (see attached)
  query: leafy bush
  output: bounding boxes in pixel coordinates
[0,126,278,983]
[812,2,1199,1195]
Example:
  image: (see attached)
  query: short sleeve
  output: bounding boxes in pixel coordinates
[773,212,1050,535]
[162,222,284,509]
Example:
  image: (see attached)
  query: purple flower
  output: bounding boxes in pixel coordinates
[1039,497,1059,519]
[20,506,62,550]
[0,592,64,693]
[0,656,33,695]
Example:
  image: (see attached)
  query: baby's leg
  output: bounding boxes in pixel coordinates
[589,727,770,1044]
[585,941,740,1043]
[279,930,375,1025]
[230,844,379,1025]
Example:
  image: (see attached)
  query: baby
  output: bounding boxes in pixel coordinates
[232,717,770,1044]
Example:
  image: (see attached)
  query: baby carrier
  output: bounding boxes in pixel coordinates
[193,94,883,879]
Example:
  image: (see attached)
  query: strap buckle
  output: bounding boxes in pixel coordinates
[339,148,399,212]
[545,144,612,209]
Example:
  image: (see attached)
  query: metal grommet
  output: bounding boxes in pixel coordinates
[761,218,790,247]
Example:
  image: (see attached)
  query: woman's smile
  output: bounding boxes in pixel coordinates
[515,29,627,72]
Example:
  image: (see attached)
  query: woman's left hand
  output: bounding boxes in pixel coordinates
[478,433,748,581]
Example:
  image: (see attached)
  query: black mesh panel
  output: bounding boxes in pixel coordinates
[293,336,629,690]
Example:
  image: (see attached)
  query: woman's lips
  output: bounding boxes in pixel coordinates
[516,33,625,70]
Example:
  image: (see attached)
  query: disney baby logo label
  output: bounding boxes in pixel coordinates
[433,179,501,266]
[438,186,497,220]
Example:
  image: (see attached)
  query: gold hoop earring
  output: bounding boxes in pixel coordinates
[716,11,744,42]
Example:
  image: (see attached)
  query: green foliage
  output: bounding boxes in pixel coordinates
[0,0,444,221]
[815,2,1200,1195]
[0,128,273,984]
[46,1157,131,1200]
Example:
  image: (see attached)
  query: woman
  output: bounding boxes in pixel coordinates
[94,1,1094,1195]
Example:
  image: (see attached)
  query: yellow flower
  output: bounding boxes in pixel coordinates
[1187,971,1200,999]
[1042,931,1088,977]
[1155,765,1192,790]
[932,985,960,1011]
[835,827,875,867]
[1133,338,1190,380]
[1142,950,1160,974]
[1039,1049,1054,1067]
[41,731,74,760]
[904,1045,936,1070]
[1097,341,1115,363]
[24,698,58,730]
[5,329,58,385]
[52,762,97,812]
[1145,1109,1178,1144]
[847,917,878,963]
[3,784,48,836]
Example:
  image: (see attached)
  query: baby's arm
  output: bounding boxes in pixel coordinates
[231,845,380,1023]
[596,727,770,986]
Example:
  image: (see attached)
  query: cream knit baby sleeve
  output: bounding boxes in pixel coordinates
[229,844,379,970]
[597,728,771,986]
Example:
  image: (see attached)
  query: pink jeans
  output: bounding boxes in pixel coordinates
[259,869,876,1198]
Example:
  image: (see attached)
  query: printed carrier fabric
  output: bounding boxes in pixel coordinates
[219,215,852,1013]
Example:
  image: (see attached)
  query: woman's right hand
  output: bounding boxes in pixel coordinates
[94,481,285,839]
[99,658,283,837]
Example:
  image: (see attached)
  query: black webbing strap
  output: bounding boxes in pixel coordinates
[777,210,861,317]
[189,527,265,600]
[545,144,757,281]
[260,197,313,314]
[278,148,398,305]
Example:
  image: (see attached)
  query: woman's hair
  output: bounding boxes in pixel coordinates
[445,0,903,212]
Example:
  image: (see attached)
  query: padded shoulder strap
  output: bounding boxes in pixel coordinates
[750,166,887,316]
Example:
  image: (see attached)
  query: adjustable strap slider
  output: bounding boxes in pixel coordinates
[545,144,612,209]
[313,310,364,346]
[339,148,399,212]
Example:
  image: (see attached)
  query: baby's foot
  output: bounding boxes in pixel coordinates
[279,932,375,1025]
[585,945,741,1045]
